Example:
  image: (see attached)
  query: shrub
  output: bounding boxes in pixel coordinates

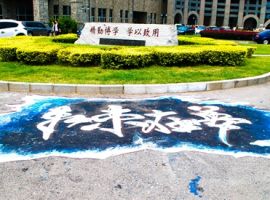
[246,47,257,58]
[52,34,78,43]
[16,45,60,65]
[57,16,78,34]
[58,46,104,66]
[154,47,202,66]
[200,47,247,66]
[0,46,17,61]
[200,30,258,40]
[0,35,254,67]
[101,48,155,69]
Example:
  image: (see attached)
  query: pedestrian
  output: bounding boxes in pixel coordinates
[51,20,59,36]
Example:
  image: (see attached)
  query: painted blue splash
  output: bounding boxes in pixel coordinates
[0,96,269,161]
[189,176,202,197]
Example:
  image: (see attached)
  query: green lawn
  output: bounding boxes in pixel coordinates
[0,56,269,84]
[180,35,270,55]
[0,35,269,85]
[239,43,270,55]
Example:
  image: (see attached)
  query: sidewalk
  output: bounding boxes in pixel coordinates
[0,83,269,200]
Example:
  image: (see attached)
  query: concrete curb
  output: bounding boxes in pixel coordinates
[0,72,270,95]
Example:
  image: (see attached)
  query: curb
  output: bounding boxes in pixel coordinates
[0,72,270,95]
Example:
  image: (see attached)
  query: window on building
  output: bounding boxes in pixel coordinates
[125,10,129,23]
[53,5,59,19]
[109,9,113,22]
[120,10,123,22]
[188,0,200,12]
[63,5,71,17]
[98,8,106,22]
[91,8,95,22]
[153,13,156,24]
[150,13,153,23]
[0,5,2,19]
[16,7,33,21]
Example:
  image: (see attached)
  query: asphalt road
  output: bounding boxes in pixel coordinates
[0,82,270,200]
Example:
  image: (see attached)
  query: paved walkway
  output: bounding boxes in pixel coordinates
[0,83,269,199]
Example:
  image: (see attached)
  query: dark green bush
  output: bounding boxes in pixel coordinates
[201,50,246,66]
[101,48,154,69]
[154,47,202,66]
[16,46,59,65]
[0,47,17,61]
[58,47,103,66]
[52,34,78,43]
[246,47,256,58]
[58,16,78,34]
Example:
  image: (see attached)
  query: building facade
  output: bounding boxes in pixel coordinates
[0,0,269,29]
[174,0,270,29]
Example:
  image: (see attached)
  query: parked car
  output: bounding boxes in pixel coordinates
[254,30,270,44]
[176,25,195,35]
[77,24,85,37]
[0,19,28,37]
[205,26,231,31]
[195,25,206,34]
[22,21,51,36]
[206,26,218,30]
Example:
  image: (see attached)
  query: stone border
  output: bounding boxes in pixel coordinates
[0,72,269,95]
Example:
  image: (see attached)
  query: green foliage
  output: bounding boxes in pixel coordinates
[178,35,237,45]
[246,47,257,58]
[16,45,60,65]
[238,43,269,55]
[0,57,269,84]
[0,35,256,68]
[154,47,202,66]
[52,33,78,43]
[0,47,17,61]
[58,46,103,66]
[101,48,155,69]
[57,16,78,34]
[201,50,246,66]
[154,46,247,66]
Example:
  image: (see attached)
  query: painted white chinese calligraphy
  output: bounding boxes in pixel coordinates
[188,106,252,146]
[37,106,72,140]
[126,110,176,134]
[37,105,251,145]
[83,105,144,137]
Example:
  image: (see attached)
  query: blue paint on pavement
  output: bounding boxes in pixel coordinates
[189,176,202,197]
[0,96,269,161]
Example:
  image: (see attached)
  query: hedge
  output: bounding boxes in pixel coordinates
[154,47,202,66]
[58,46,104,66]
[52,34,78,43]
[200,49,246,66]
[153,46,247,66]
[16,45,60,65]
[0,46,17,61]
[0,35,256,67]
[101,48,155,69]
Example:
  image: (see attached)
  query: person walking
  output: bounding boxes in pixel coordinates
[51,20,59,36]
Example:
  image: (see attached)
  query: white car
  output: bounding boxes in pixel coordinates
[0,19,28,38]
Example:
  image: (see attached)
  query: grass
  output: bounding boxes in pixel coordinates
[180,35,270,55]
[0,35,269,85]
[0,56,269,84]
[238,43,270,55]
